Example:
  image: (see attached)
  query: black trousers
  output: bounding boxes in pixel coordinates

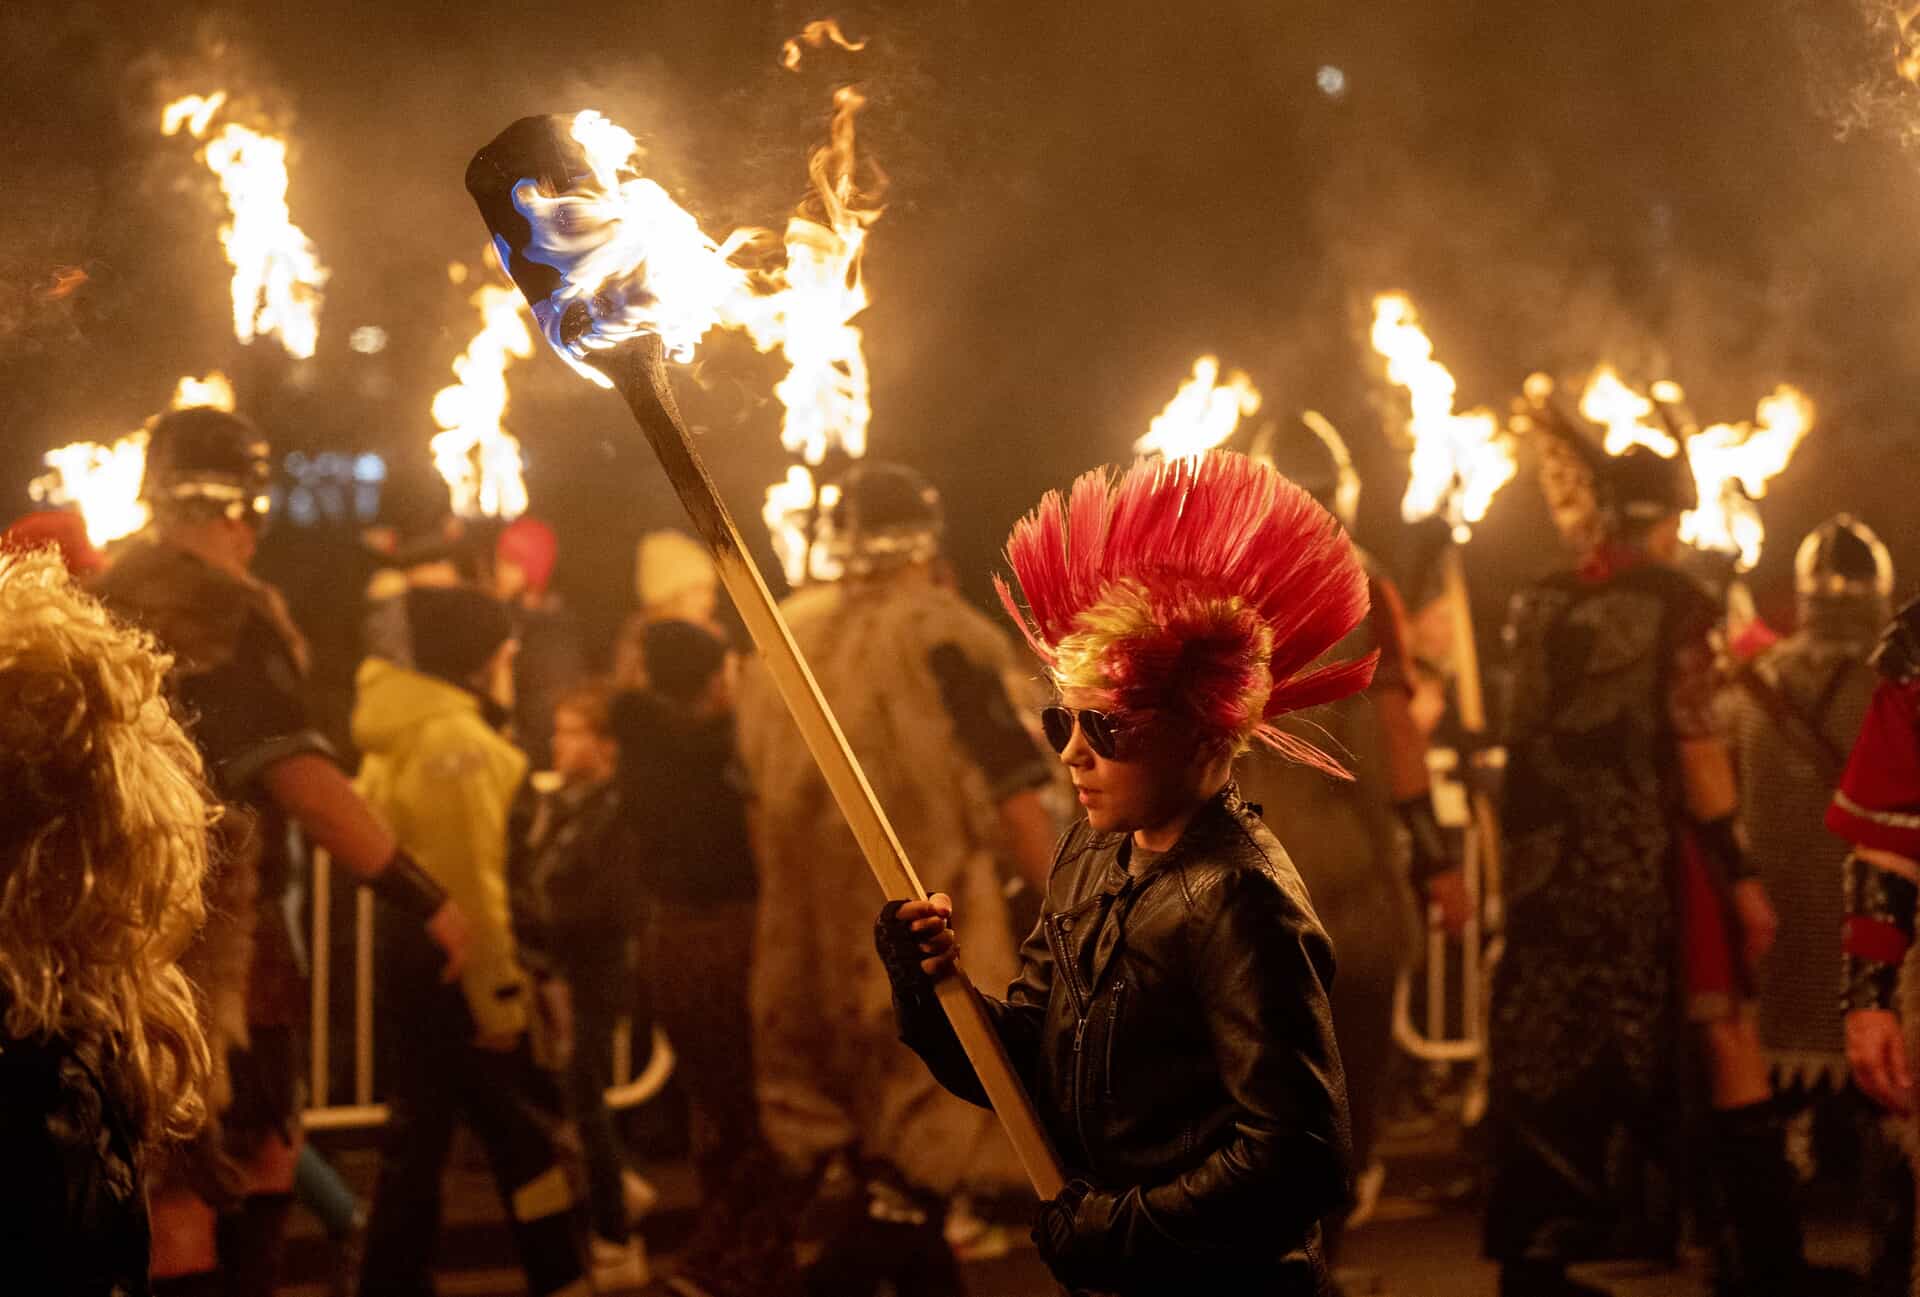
[360,936,584,1297]
[1484,1059,1675,1268]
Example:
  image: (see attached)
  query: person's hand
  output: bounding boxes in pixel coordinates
[891,894,959,979]
[1730,878,1778,975]
[1031,1180,1117,1289]
[426,900,471,983]
[1427,867,1471,937]
[1848,1008,1914,1115]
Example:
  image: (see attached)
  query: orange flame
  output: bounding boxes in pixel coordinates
[1679,386,1814,571]
[40,266,89,301]
[506,87,885,570]
[1894,1,1920,84]
[32,433,150,547]
[1133,356,1261,460]
[514,111,754,387]
[172,370,236,411]
[431,278,535,519]
[731,86,884,465]
[162,93,328,359]
[762,465,848,585]
[33,370,242,545]
[781,18,868,70]
[1369,294,1516,541]
[1579,366,1679,457]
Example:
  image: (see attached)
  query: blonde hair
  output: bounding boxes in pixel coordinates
[0,549,214,1150]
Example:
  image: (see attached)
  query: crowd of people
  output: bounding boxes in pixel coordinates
[6,390,1920,1297]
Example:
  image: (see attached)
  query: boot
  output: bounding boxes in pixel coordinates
[1708,1101,1808,1297]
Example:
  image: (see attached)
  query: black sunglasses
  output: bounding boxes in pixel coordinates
[1041,706,1126,760]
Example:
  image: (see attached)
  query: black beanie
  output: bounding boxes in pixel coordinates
[406,586,515,685]
[642,619,728,704]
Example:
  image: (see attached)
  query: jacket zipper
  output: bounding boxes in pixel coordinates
[1072,1012,1092,1175]
[1103,980,1125,1102]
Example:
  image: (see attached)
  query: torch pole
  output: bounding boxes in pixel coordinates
[1440,544,1502,915]
[598,338,1067,1199]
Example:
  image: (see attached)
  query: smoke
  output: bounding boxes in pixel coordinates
[8,0,1920,645]
[1797,0,1920,147]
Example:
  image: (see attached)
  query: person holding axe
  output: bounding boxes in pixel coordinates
[878,449,1371,1296]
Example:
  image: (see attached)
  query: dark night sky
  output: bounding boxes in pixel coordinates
[4,0,1918,686]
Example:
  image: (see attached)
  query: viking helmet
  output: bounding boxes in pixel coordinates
[142,407,273,528]
[816,461,944,578]
[1794,514,1893,600]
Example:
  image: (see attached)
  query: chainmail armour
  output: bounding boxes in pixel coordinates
[1724,599,1883,1086]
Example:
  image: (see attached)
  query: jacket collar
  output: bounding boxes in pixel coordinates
[1093,782,1247,892]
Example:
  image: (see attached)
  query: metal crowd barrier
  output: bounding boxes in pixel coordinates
[1391,748,1501,1090]
[300,849,675,1131]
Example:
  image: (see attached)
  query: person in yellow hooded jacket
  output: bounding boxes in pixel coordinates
[351,585,590,1297]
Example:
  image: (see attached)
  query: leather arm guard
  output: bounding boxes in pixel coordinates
[1844,851,1918,1013]
[1394,795,1453,885]
[1693,813,1758,883]
[367,847,450,923]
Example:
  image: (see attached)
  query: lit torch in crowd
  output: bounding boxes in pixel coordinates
[1679,385,1815,572]
[32,371,238,546]
[731,81,885,585]
[1579,365,1679,457]
[1369,292,1517,926]
[161,92,329,359]
[1369,294,1517,545]
[1134,356,1261,460]
[431,266,534,519]
[1561,367,1813,572]
[466,105,1066,1196]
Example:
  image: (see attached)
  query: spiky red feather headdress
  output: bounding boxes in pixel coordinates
[995,450,1377,778]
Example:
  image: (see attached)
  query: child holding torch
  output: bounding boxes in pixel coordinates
[876,449,1372,1296]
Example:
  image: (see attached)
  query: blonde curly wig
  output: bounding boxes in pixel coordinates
[0,549,214,1150]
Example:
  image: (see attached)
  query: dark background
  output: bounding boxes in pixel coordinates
[4,0,1918,684]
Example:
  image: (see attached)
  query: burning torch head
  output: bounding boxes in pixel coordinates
[1795,514,1894,628]
[816,461,944,579]
[465,115,587,332]
[142,407,274,531]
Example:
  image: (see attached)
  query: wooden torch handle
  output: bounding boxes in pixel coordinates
[599,338,1067,1199]
[1440,544,1502,910]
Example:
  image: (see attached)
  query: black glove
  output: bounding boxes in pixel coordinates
[1394,795,1453,884]
[874,900,934,997]
[368,846,450,922]
[1031,1179,1119,1291]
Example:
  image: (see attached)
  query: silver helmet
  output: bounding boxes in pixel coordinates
[1794,514,1893,599]
[815,461,944,579]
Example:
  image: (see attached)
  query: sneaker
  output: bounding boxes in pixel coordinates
[590,1234,649,1293]
[621,1168,659,1221]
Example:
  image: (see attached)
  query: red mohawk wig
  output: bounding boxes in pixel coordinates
[995,450,1376,778]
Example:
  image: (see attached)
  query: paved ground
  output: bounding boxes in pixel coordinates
[279,1119,1875,1296]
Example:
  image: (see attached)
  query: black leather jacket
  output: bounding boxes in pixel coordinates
[889,786,1350,1295]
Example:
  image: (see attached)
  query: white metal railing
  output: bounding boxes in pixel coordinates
[1391,748,1500,1089]
[302,849,674,1130]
